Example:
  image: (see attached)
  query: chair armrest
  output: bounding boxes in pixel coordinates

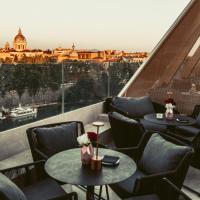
[35,148,48,160]
[112,130,153,161]
[76,121,85,135]
[109,104,138,120]
[134,171,176,195]
[0,160,45,174]
[0,160,46,186]
[161,178,192,200]
[112,146,140,161]
[191,105,200,118]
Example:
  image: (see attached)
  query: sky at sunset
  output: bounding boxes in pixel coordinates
[0,0,190,52]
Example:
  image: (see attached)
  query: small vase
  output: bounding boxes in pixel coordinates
[81,144,94,166]
[165,108,173,120]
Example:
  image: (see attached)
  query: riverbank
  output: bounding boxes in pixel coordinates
[34,102,58,108]
[0,102,92,132]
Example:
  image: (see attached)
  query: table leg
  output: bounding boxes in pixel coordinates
[86,186,95,200]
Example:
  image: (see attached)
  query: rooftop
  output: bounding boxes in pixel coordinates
[0,0,200,199]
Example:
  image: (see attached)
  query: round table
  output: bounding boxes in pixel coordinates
[45,148,136,200]
[144,113,196,128]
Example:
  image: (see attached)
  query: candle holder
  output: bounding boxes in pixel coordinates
[91,121,104,171]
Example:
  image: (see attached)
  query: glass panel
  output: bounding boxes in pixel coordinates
[149,37,200,114]
[0,61,140,132]
[125,36,200,114]
[123,1,200,115]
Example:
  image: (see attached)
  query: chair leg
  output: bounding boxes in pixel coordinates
[105,185,109,200]
[67,192,78,200]
[98,185,109,200]
[73,192,78,200]
[98,185,103,200]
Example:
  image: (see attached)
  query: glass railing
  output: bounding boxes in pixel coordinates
[0,61,140,132]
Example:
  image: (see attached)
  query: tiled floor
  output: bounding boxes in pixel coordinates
[62,184,200,200]
[183,188,200,200]
[62,184,120,200]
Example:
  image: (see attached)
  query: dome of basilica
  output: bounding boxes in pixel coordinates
[14,28,27,43]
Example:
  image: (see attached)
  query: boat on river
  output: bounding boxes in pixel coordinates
[10,104,37,119]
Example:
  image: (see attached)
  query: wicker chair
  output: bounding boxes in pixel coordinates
[0,160,78,200]
[108,111,145,148]
[109,132,194,199]
[174,105,200,167]
[26,121,85,161]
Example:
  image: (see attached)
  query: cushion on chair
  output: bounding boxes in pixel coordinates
[109,112,145,147]
[112,96,155,118]
[138,133,191,174]
[34,122,78,157]
[140,119,167,132]
[0,173,27,200]
[110,169,146,198]
[22,177,66,200]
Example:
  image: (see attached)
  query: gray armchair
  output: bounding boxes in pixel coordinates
[106,96,168,132]
[0,160,78,200]
[108,112,145,148]
[109,132,194,199]
[26,121,85,161]
[175,105,200,168]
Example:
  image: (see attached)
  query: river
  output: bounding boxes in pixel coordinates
[0,103,89,132]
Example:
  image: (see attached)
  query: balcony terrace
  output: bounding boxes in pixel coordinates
[1,0,200,199]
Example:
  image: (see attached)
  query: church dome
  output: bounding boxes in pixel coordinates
[14,28,27,43]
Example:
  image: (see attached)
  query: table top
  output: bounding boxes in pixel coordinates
[144,113,196,126]
[45,148,136,186]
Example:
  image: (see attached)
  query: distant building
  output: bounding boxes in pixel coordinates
[0,28,148,63]
[77,50,99,60]
[13,28,27,51]
[5,42,10,50]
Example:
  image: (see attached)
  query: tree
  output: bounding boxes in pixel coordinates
[64,76,104,104]
[12,66,26,99]
[26,68,41,98]
[103,62,137,96]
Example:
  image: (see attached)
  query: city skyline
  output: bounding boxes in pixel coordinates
[0,0,190,52]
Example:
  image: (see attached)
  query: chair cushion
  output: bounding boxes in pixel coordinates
[0,173,27,200]
[112,96,155,118]
[140,119,167,132]
[109,112,145,148]
[110,169,146,198]
[138,133,191,174]
[22,177,66,200]
[34,122,78,157]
